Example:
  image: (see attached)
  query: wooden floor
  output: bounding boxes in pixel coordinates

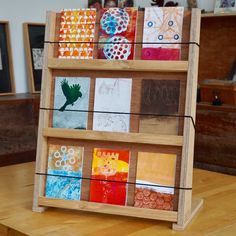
[0,162,236,236]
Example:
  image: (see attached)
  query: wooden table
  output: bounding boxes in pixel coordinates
[0,162,236,236]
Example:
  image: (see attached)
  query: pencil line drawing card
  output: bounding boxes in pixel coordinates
[142,7,184,60]
[90,148,130,205]
[53,77,90,129]
[134,152,177,211]
[58,9,96,59]
[0,48,2,70]
[45,144,84,200]
[98,7,138,60]
[93,78,132,132]
[32,48,44,70]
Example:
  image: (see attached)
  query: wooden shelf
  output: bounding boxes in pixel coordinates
[201,12,236,18]
[33,9,203,230]
[43,128,183,147]
[38,197,178,222]
[47,58,189,73]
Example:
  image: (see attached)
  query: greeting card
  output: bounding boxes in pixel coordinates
[142,7,184,60]
[58,9,96,59]
[98,7,137,60]
[134,152,176,210]
[45,144,84,200]
[90,148,130,205]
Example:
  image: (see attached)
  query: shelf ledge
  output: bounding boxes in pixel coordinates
[201,12,236,18]
[43,128,183,147]
[38,197,178,222]
[47,58,188,73]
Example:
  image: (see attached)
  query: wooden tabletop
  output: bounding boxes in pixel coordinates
[0,162,236,236]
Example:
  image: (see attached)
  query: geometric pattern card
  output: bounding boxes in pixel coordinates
[142,7,184,60]
[139,80,180,135]
[58,9,96,59]
[45,144,84,200]
[134,152,177,211]
[98,7,138,60]
[53,77,90,129]
[93,78,132,132]
[32,48,44,70]
[0,48,2,70]
[90,148,130,205]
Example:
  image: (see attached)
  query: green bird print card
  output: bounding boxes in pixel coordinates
[53,77,90,129]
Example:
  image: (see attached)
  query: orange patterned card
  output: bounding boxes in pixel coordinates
[58,9,96,59]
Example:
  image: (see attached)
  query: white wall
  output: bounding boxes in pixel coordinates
[0,0,187,93]
[0,0,86,93]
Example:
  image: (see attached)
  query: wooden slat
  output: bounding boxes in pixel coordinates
[201,12,236,18]
[43,128,184,147]
[38,197,178,222]
[32,12,56,213]
[172,198,203,230]
[175,9,201,229]
[48,58,188,72]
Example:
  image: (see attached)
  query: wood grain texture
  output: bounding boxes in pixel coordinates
[176,8,201,228]
[200,83,236,105]
[47,58,189,72]
[33,11,56,212]
[23,23,35,93]
[38,197,178,222]
[195,103,236,174]
[199,15,236,83]
[43,128,184,146]
[0,93,39,166]
[0,162,236,235]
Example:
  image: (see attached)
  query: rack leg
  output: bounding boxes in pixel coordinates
[172,198,203,231]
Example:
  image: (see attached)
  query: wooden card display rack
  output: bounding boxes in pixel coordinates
[33,9,203,230]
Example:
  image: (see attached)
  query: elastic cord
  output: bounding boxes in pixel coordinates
[36,172,192,191]
[44,40,200,47]
[40,107,196,130]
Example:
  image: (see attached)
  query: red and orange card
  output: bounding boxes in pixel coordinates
[98,7,137,60]
[90,148,130,205]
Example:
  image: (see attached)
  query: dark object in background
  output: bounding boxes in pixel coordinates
[187,0,197,9]
[104,0,118,8]
[118,0,134,7]
[212,95,223,106]
[151,0,164,6]
[88,0,102,11]
[165,1,178,6]
[151,0,178,7]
